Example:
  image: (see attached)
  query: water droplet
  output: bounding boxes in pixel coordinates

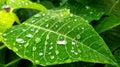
[25,3,28,5]
[60,14,63,17]
[85,6,90,9]
[42,13,45,16]
[55,25,58,28]
[55,50,59,55]
[45,24,49,28]
[24,43,29,47]
[74,19,77,22]
[50,42,53,45]
[67,26,71,28]
[2,5,10,9]
[49,46,53,50]
[16,38,25,43]
[57,40,67,45]
[35,38,41,43]
[48,52,51,55]
[33,46,36,51]
[30,28,35,32]
[34,14,40,17]
[39,52,43,56]
[70,14,73,17]
[31,20,36,23]
[76,35,81,39]
[74,52,78,55]
[90,11,93,14]
[81,27,84,30]
[22,29,26,32]
[71,50,74,53]
[35,60,39,64]
[26,34,33,38]
[3,33,7,37]
[50,56,55,59]
[72,42,76,45]
[4,38,7,41]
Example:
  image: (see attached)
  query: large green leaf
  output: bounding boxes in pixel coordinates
[7,0,47,11]
[94,0,120,33]
[101,25,120,51]
[2,9,118,66]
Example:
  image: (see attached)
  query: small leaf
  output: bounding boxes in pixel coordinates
[0,10,20,33]
[94,0,120,33]
[7,0,47,11]
[2,9,118,66]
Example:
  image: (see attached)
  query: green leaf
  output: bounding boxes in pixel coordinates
[7,0,47,11]
[94,0,120,33]
[65,1,104,22]
[0,10,20,33]
[2,9,118,66]
[0,0,6,10]
[101,25,120,51]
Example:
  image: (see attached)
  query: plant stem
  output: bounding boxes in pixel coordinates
[0,45,6,50]
[5,58,21,67]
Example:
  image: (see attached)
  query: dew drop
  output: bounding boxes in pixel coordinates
[24,43,29,48]
[26,34,33,38]
[85,6,90,9]
[55,50,59,55]
[90,11,93,14]
[74,19,77,22]
[67,26,71,28]
[81,27,84,30]
[3,33,7,37]
[35,38,41,43]
[50,56,55,59]
[45,24,49,28]
[16,38,25,44]
[35,60,39,64]
[76,35,81,39]
[30,28,35,32]
[22,29,26,32]
[60,14,63,17]
[33,46,36,51]
[49,46,53,50]
[31,20,36,23]
[70,14,73,17]
[48,52,51,55]
[57,40,67,45]
[74,52,78,55]
[71,50,74,53]
[50,42,53,45]
[72,42,76,45]
[55,25,58,28]
[42,13,45,16]
[39,52,43,56]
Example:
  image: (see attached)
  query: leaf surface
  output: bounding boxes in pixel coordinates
[7,0,47,11]
[2,9,117,66]
[101,25,120,51]
[94,0,120,33]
